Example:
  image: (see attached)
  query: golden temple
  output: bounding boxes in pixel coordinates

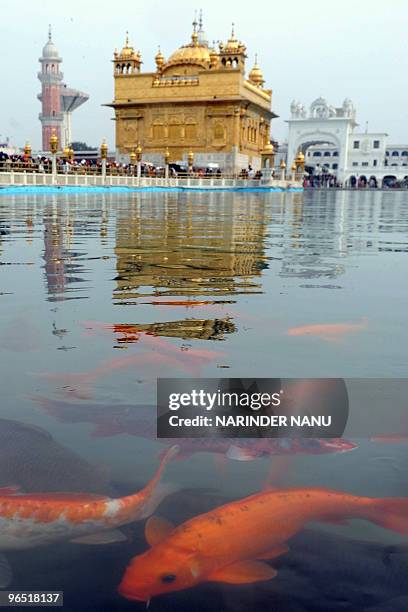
[107,15,277,172]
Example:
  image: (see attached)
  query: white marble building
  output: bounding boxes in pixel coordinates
[285,98,408,186]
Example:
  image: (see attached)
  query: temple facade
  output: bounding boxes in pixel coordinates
[108,16,277,172]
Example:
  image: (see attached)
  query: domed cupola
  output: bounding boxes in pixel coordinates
[113,32,142,74]
[162,17,211,73]
[218,24,247,71]
[248,54,264,87]
[42,25,61,60]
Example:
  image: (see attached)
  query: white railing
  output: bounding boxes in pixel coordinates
[0,168,302,190]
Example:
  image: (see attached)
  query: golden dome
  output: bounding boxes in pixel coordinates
[280,159,286,169]
[165,43,211,69]
[118,32,141,62]
[222,23,246,54]
[155,47,164,68]
[295,150,305,162]
[249,55,264,86]
[263,142,274,154]
[163,18,211,70]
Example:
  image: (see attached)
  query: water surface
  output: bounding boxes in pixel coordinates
[0,189,407,611]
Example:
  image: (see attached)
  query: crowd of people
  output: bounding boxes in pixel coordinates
[0,151,268,179]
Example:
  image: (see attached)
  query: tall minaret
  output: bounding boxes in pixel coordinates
[38,25,63,150]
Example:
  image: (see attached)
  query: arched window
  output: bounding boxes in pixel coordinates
[402,151,408,156]
[313,151,321,157]
[333,151,338,157]
[392,151,399,156]
[332,163,338,169]
[185,118,197,140]
[324,152,331,157]
[116,64,121,74]
[152,121,164,140]
[168,120,182,140]
[127,63,131,74]
[213,122,225,142]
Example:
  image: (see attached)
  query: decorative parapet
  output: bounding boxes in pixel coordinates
[152,75,199,87]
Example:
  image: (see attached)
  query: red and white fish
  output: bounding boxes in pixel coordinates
[32,396,357,459]
[0,446,179,587]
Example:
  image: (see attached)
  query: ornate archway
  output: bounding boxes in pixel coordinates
[287,97,356,184]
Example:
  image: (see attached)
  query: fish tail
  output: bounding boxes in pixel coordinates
[366,498,408,535]
[139,445,180,518]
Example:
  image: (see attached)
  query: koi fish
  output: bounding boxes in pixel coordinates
[0,417,115,495]
[32,396,356,458]
[119,487,408,601]
[162,438,357,461]
[0,445,178,588]
[287,319,367,342]
[34,333,220,398]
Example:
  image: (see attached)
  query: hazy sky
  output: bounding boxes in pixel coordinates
[1,0,407,150]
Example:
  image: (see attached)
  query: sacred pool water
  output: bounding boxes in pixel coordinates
[0,188,407,611]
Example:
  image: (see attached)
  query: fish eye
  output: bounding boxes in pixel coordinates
[161,574,177,584]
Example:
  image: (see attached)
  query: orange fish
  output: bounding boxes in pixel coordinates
[119,486,408,601]
[0,446,178,587]
[287,319,367,342]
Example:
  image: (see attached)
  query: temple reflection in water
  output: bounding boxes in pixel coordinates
[1,190,407,349]
[113,191,270,305]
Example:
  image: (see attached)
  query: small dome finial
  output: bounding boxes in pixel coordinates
[199,9,203,30]
[191,12,199,45]
[231,22,235,38]
[249,54,264,87]
[125,30,129,46]
[48,24,52,41]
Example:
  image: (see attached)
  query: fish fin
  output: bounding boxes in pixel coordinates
[137,445,179,519]
[145,516,175,546]
[226,445,256,461]
[71,529,127,545]
[256,544,289,560]
[0,554,12,588]
[139,482,180,519]
[209,560,277,584]
[0,486,22,496]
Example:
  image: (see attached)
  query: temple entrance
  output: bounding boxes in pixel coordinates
[287,97,356,184]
